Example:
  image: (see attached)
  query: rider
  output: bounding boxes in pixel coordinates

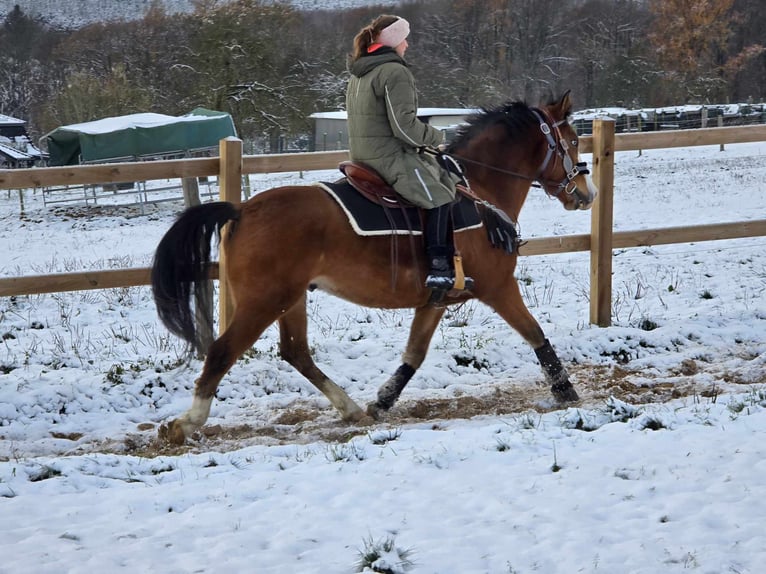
[345,14,470,294]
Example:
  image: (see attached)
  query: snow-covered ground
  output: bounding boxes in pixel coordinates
[1,141,765,572]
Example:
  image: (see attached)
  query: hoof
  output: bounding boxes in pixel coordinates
[158,419,188,445]
[343,408,375,426]
[366,401,388,420]
[356,414,376,427]
[552,384,580,403]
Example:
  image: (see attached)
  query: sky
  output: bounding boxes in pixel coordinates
[0,140,765,573]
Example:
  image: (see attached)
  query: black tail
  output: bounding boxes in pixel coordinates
[151,201,239,353]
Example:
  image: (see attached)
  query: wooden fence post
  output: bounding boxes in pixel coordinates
[218,137,243,335]
[718,115,725,151]
[181,177,201,207]
[589,118,615,327]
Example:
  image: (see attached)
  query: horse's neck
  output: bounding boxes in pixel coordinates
[457,136,542,221]
[472,181,530,221]
[460,157,533,220]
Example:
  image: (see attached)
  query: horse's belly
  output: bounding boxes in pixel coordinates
[310,275,427,310]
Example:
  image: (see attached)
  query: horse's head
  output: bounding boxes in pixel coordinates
[448,93,598,215]
[535,91,598,211]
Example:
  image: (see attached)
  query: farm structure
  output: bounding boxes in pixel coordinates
[0,114,45,168]
[0,122,765,330]
[309,108,479,151]
[310,103,766,149]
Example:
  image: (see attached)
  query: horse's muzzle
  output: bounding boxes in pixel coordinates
[569,174,598,210]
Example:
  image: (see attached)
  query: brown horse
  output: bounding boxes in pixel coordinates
[151,91,598,444]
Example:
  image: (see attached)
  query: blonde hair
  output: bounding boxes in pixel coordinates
[350,14,400,61]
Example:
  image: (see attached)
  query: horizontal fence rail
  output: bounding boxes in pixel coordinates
[1,125,765,327]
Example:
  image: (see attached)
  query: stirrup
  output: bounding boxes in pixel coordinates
[424,274,475,292]
[425,273,455,290]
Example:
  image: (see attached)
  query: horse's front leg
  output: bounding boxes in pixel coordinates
[482,280,579,403]
[367,305,446,417]
[533,337,579,402]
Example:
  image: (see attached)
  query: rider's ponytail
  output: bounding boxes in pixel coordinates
[350,14,400,61]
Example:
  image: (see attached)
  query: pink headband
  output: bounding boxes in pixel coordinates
[377,17,410,48]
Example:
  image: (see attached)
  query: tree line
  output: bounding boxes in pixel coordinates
[1,0,763,152]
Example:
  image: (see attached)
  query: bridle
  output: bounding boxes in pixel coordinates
[530,108,591,205]
[444,108,591,207]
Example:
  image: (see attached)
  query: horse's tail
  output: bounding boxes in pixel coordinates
[151,201,240,353]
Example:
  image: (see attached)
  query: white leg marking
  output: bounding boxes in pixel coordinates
[177,396,213,436]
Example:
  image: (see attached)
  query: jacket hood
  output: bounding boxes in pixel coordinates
[349,48,406,78]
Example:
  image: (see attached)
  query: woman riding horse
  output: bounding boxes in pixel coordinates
[346,14,470,295]
[151,90,597,445]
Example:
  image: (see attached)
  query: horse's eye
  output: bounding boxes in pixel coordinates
[571,139,578,148]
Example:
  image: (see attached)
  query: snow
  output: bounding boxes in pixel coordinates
[1,140,766,572]
[50,110,228,136]
[0,114,26,125]
[0,141,33,160]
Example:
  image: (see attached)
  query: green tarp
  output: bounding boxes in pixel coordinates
[44,108,237,166]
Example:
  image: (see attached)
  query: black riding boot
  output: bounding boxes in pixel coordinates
[424,204,457,290]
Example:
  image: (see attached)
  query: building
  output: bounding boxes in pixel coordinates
[0,114,45,168]
[309,108,480,151]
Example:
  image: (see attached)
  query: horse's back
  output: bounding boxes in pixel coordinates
[224,183,433,307]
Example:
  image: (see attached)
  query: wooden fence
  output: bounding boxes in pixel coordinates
[1,124,765,329]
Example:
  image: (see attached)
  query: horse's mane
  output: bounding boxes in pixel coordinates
[447,101,539,152]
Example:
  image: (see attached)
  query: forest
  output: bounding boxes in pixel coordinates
[1,0,763,152]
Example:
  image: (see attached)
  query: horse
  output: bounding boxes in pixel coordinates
[151,91,598,444]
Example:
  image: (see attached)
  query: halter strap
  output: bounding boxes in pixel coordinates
[530,108,559,182]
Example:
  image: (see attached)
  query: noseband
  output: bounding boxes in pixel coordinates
[530,108,590,205]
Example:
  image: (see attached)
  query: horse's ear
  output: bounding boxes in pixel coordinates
[558,90,573,117]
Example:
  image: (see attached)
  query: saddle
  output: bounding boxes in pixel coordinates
[338,161,417,208]
[337,161,474,301]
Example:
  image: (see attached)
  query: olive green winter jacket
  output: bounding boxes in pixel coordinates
[345,48,457,208]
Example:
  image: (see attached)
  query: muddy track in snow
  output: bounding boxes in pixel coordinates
[114,360,761,458]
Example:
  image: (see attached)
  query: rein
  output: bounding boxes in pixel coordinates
[444,108,589,199]
[447,154,543,188]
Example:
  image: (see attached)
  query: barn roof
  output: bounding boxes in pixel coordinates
[43,108,236,166]
[0,114,25,126]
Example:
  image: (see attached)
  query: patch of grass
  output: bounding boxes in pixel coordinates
[603,396,641,422]
[326,442,366,463]
[638,317,659,331]
[355,535,415,574]
[551,442,562,472]
[369,428,402,446]
[150,463,175,475]
[453,352,490,370]
[105,363,126,384]
[640,416,667,431]
[29,465,62,482]
[515,412,541,430]
[600,347,632,365]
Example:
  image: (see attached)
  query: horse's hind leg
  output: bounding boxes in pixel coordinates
[278,293,368,422]
[483,281,579,403]
[367,305,446,417]
[160,300,287,444]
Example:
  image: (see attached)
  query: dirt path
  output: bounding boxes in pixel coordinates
[114,360,760,458]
